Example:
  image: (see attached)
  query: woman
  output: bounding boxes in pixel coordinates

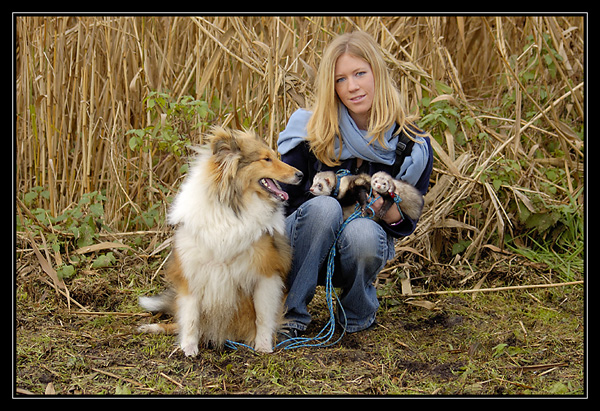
[277,31,433,342]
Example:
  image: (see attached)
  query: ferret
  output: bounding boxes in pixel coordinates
[310,171,372,220]
[310,170,424,222]
[371,171,424,221]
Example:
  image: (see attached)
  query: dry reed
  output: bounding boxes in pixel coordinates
[15,15,584,262]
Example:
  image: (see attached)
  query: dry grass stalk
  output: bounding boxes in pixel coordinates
[16,15,584,262]
[407,280,584,297]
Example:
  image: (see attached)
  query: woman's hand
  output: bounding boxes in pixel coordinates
[368,195,402,225]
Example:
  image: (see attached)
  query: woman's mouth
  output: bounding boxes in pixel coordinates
[349,94,366,103]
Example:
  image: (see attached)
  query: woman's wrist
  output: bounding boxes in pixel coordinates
[389,217,403,226]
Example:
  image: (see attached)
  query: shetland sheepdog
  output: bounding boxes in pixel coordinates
[138,126,303,356]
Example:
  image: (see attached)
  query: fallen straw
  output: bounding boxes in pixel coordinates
[407,280,583,297]
[76,311,152,317]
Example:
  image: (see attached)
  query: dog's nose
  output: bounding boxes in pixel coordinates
[295,171,304,180]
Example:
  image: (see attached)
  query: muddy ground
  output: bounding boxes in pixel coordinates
[15,245,585,396]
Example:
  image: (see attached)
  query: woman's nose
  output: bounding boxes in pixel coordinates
[347,78,359,91]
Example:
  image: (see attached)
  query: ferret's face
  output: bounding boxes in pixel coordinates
[310,179,332,196]
[372,176,390,192]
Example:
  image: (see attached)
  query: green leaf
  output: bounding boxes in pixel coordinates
[493,178,503,191]
[76,224,95,248]
[452,240,471,256]
[525,211,561,233]
[56,264,76,280]
[115,384,132,395]
[129,136,140,151]
[548,382,569,395]
[92,252,116,268]
[435,80,453,94]
[90,203,104,218]
[492,343,508,358]
[24,191,38,206]
[545,168,558,181]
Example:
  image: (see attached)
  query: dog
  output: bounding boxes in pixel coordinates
[138,126,303,356]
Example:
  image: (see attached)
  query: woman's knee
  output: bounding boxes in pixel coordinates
[286,195,344,251]
[302,196,342,217]
[301,196,343,225]
[338,218,388,263]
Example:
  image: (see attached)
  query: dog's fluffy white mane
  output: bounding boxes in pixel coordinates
[168,149,286,262]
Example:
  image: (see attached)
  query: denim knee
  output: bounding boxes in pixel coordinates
[287,196,343,244]
[337,218,389,266]
[301,195,343,225]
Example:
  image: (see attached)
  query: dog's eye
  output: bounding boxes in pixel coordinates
[262,157,272,162]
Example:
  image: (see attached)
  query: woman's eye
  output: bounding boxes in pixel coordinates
[356,71,366,77]
[335,77,345,83]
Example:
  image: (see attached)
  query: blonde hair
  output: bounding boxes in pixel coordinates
[306,31,415,166]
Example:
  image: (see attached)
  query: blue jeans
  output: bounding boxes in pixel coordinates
[284,196,395,333]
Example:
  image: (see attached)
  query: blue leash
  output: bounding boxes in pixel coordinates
[225,193,383,352]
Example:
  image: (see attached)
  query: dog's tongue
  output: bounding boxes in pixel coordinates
[261,178,289,201]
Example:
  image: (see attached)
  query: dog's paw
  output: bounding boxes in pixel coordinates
[254,344,274,353]
[181,342,199,357]
[253,336,274,353]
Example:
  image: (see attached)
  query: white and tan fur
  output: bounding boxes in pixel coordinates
[138,126,302,356]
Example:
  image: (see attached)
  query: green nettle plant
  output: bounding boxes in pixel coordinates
[126,91,214,156]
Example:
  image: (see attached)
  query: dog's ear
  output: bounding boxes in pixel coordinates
[210,126,241,157]
[241,127,263,142]
[207,127,244,213]
[210,126,244,176]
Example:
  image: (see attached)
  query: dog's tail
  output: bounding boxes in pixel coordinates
[137,289,178,334]
[138,288,176,315]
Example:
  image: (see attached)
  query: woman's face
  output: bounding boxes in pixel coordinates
[334,53,375,129]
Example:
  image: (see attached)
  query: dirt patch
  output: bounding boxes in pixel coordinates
[394,359,464,380]
[402,312,464,331]
[15,247,585,396]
